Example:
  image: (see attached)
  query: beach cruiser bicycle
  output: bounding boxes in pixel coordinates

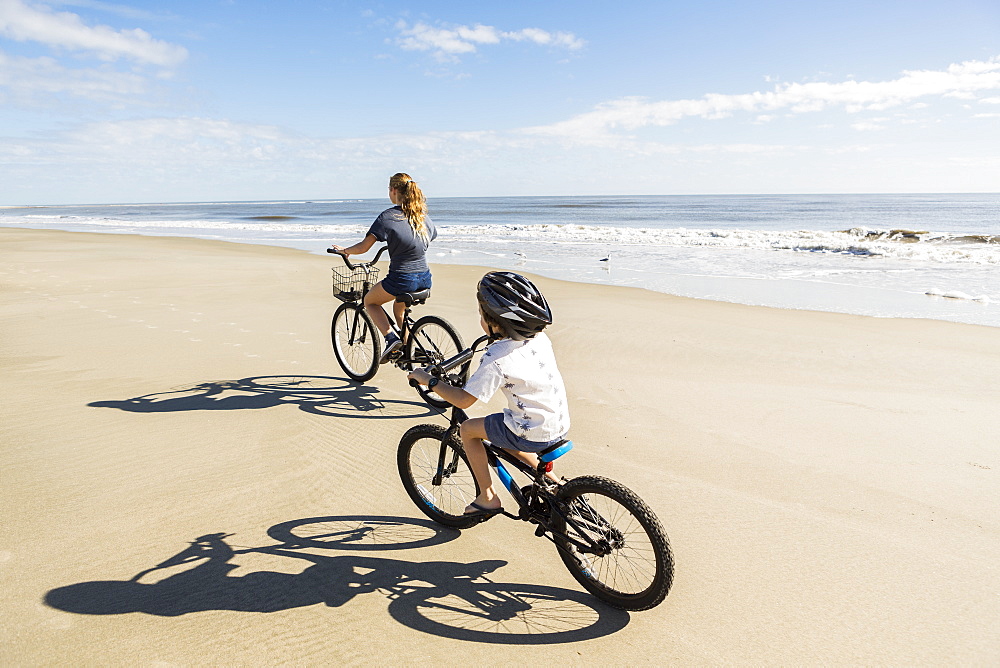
[398,335,674,611]
[328,247,469,408]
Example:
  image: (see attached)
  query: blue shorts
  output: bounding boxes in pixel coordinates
[381,270,432,297]
[484,413,566,453]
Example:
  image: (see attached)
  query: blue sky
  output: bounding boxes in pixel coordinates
[1,0,999,204]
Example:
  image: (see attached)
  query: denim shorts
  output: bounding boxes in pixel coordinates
[484,413,566,453]
[381,270,432,297]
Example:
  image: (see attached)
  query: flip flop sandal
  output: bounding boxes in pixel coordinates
[463,501,502,521]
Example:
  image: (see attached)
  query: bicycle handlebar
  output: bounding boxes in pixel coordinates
[422,334,491,379]
[327,245,388,270]
[411,335,490,417]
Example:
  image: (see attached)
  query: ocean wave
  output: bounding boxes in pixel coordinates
[841,227,1000,245]
[440,224,1000,265]
[5,214,1000,266]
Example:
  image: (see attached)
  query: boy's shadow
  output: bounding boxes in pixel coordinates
[88,375,435,419]
[44,517,629,644]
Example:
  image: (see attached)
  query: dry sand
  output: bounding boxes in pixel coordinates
[2,227,998,665]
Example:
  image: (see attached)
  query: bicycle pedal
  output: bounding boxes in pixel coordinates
[381,351,403,365]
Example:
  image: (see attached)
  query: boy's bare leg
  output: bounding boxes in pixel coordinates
[460,418,501,511]
[502,449,561,484]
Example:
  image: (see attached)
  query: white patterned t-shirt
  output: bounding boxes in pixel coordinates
[462,332,570,442]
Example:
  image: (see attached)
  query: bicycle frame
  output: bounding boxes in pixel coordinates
[330,245,418,349]
[422,339,615,559]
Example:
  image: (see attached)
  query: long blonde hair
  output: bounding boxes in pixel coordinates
[390,172,429,242]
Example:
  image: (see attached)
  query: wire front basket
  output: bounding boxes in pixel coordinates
[332,264,379,302]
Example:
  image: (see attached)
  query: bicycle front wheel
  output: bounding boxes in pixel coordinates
[398,424,481,529]
[331,302,381,382]
[405,315,466,409]
[554,476,673,611]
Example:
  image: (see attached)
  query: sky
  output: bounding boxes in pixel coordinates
[1,0,999,204]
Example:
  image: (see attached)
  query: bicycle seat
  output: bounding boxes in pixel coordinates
[396,289,431,306]
[539,439,573,463]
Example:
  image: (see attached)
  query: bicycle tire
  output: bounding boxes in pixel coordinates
[553,476,673,611]
[398,424,481,529]
[331,302,381,382]
[404,315,467,409]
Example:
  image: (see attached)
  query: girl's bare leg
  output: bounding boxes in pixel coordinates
[392,300,407,336]
[363,282,394,335]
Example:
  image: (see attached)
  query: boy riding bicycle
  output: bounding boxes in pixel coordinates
[408,272,570,519]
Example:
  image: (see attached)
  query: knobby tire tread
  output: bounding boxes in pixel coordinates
[555,475,673,611]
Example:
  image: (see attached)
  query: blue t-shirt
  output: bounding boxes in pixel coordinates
[367,206,437,273]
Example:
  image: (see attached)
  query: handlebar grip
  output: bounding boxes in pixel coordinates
[409,378,421,388]
[328,248,357,270]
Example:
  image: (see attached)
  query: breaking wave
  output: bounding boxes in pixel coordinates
[440,224,1000,265]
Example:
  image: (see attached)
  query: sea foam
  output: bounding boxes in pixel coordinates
[925,288,991,302]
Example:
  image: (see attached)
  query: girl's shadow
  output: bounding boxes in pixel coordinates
[88,375,436,419]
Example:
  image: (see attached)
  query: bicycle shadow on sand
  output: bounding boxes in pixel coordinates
[88,375,436,420]
[44,515,629,645]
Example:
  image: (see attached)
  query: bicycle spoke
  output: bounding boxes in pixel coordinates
[398,425,479,526]
[554,476,673,610]
[404,315,465,409]
[332,304,380,382]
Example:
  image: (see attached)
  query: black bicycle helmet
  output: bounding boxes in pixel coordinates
[477,271,553,339]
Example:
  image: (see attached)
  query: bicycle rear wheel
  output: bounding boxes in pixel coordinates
[331,302,381,382]
[398,424,481,529]
[404,315,466,409]
[554,476,673,611]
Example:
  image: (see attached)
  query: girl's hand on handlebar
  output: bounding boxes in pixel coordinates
[407,369,433,386]
[329,245,346,254]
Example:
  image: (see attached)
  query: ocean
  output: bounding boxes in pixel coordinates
[3,194,999,328]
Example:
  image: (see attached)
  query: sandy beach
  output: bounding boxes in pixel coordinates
[2,227,998,665]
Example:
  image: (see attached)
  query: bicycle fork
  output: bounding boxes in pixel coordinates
[348,307,368,346]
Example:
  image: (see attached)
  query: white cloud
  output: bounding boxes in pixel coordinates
[0,47,146,102]
[396,20,583,62]
[525,57,1000,138]
[851,121,886,131]
[0,0,187,66]
[506,27,584,50]
[4,110,998,202]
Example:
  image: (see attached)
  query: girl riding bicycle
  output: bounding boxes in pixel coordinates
[408,272,570,519]
[330,173,436,362]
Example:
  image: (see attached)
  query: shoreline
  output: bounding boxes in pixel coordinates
[2,227,998,664]
[4,223,999,330]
